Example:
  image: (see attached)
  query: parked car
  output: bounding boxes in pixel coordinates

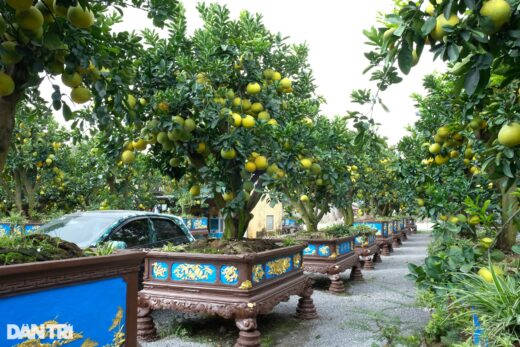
[39,210,195,249]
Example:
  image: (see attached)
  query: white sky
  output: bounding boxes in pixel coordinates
[45,0,446,145]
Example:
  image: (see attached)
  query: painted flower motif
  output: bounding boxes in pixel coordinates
[293,253,302,268]
[173,264,214,281]
[152,262,168,279]
[239,280,252,289]
[221,266,239,283]
[266,257,291,276]
[252,264,265,283]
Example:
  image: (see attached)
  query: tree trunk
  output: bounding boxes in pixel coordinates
[223,208,253,240]
[20,169,36,218]
[0,93,21,173]
[13,170,23,214]
[339,206,354,226]
[496,180,518,251]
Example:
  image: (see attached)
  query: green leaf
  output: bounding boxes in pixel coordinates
[421,17,437,36]
[512,245,520,254]
[490,249,505,262]
[447,44,460,62]
[398,46,413,75]
[464,68,480,95]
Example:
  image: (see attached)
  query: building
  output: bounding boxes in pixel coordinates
[246,198,283,238]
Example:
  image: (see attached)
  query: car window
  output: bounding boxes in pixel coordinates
[107,218,151,248]
[152,218,190,245]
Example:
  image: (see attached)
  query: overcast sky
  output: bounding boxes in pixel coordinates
[46,0,446,145]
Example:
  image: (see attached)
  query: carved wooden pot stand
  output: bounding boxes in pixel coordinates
[355,240,381,271]
[377,235,394,256]
[137,245,317,347]
[300,236,362,294]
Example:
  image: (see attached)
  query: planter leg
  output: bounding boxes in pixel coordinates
[363,257,375,270]
[235,317,261,347]
[381,244,390,256]
[137,307,157,341]
[402,233,408,241]
[328,273,346,294]
[349,264,364,281]
[296,282,318,319]
[372,252,382,263]
[398,237,403,246]
[392,238,400,249]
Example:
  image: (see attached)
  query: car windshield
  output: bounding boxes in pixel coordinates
[39,214,119,248]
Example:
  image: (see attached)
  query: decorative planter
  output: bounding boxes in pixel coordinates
[0,222,42,236]
[353,220,393,256]
[390,220,404,248]
[406,217,417,234]
[137,244,317,347]
[399,218,409,240]
[0,250,145,347]
[300,236,361,294]
[354,234,381,271]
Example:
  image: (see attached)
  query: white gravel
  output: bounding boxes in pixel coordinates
[141,232,432,347]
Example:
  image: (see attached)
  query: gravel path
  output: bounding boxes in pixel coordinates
[141,232,432,347]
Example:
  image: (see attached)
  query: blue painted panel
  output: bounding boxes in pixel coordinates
[220,265,239,285]
[0,223,11,236]
[252,264,265,284]
[338,241,351,255]
[209,232,223,239]
[209,218,220,232]
[303,244,317,256]
[265,256,293,280]
[191,218,208,229]
[317,244,331,257]
[283,218,296,226]
[171,263,217,283]
[0,277,127,346]
[151,261,169,280]
[24,224,40,233]
[354,236,364,245]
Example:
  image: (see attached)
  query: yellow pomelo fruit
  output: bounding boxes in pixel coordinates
[429,143,441,154]
[437,126,449,138]
[431,14,460,41]
[280,77,291,89]
[267,119,278,126]
[300,158,312,169]
[54,3,68,17]
[469,215,480,225]
[478,268,493,283]
[434,154,449,165]
[221,148,236,160]
[183,118,196,132]
[272,71,281,81]
[195,142,206,154]
[254,156,268,170]
[7,0,33,11]
[246,82,261,95]
[0,72,15,97]
[417,198,425,206]
[61,72,82,88]
[311,163,322,174]
[121,150,135,164]
[231,113,242,127]
[258,111,270,121]
[132,139,146,151]
[241,99,251,111]
[300,195,309,203]
[16,7,44,31]
[425,3,435,16]
[189,185,200,197]
[127,94,136,109]
[232,97,242,108]
[480,237,493,248]
[263,69,274,79]
[245,161,256,173]
[222,191,234,202]
[242,115,256,129]
[497,122,520,147]
[1,42,23,65]
[36,0,55,23]
[70,86,91,104]
[449,150,459,158]
[251,102,264,113]
[480,0,511,30]
[67,5,94,29]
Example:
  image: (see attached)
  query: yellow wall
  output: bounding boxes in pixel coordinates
[247,197,283,238]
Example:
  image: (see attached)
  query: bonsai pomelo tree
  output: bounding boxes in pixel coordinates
[128,3,320,239]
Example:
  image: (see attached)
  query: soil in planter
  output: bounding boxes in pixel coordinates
[161,238,292,255]
[0,233,83,265]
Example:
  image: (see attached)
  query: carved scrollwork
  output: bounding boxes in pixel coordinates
[235,317,257,331]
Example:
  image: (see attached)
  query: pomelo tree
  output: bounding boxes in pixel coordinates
[126,4,320,239]
[0,0,180,173]
[365,0,520,250]
[272,115,358,232]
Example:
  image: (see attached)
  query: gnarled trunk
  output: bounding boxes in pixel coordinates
[0,93,21,173]
[339,205,354,226]
[497,180,519,251]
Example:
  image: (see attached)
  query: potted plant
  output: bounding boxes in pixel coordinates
[350,224,380,270]
[279,225,360,294]
[0,233,145,347]
[353,219,393,256]
[138,239,317,345]
[128,6,319,346]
